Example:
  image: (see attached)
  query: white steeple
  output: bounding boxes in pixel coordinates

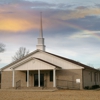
[36,12,45,51]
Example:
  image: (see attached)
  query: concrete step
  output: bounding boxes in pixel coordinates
[17,86,43,90]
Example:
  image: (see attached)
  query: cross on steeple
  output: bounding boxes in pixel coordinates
[36,12,45,51]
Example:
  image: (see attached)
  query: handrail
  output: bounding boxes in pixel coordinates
[57,79,80,89]
[42,80,47,89]
[57,79,76,82]
[44,80,47,87]
[16,80,21,89]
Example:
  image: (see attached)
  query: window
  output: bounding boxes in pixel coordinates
[97,73,98,82]
[50,70,53,82]
[99,73,100,81]
[76,79,80,83]
[91,72,92,82]
[26,71,27,82]
[94,72,96,82]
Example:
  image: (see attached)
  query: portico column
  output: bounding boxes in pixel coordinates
[27,70,29,87]
[38,70,40,87]
[53,68,56,87]
[12,68,15,87]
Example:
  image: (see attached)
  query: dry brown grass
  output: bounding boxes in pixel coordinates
[0,90,100,100]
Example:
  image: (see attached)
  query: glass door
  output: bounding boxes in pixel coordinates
[34,74,44,86]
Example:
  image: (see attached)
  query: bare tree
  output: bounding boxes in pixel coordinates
[0,43,5,61]
[0,43,5,53]
[12,47,29,61]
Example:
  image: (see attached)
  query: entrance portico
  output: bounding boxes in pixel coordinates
[12,69,57,88]
[11,57,61,88]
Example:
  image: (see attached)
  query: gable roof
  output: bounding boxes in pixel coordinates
[35,58,61,69]
[1,49,99,71]
[1,49,40,70]
[44,51,98,71]
[11,57,61,69]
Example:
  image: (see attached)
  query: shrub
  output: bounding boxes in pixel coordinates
[91,85,99,89]
[84,86,90,89]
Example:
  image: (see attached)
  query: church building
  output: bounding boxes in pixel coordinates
[0,13,100,90]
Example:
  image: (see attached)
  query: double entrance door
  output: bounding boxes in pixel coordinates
[34,74,44,87]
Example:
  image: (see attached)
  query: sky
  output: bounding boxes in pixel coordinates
[0,0,100,69]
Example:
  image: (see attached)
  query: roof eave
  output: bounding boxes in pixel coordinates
[1,49,41,71]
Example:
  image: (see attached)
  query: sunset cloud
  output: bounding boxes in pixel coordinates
[0,18,39,32]
[1,1,100,32]
[0,4,40,32]
[52,8,100,20]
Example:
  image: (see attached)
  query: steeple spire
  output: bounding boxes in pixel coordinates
[40,12,43,38]
[36,12,45,51]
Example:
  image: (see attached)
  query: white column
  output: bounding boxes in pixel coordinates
[27,70,29,87]
[38,70,40,87]
[12,69,15,87]
[53,68,56,87]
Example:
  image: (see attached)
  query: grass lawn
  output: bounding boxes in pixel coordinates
[0,90,100,100]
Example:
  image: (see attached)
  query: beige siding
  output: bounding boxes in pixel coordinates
[96,72,100,85]
[83,69,100,88]
[15,71,27,87]
[56,69,83,89]
[1,70,54,89]
[3,51,83,71]
[15,59,55,70]
[1,71,27,89]
[1,69,83,89]
[32,52,84,69]
[1,71,12,89]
